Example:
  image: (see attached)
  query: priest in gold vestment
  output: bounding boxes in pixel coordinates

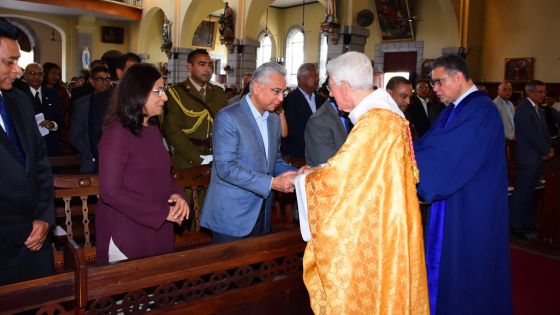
[299,52,429,314]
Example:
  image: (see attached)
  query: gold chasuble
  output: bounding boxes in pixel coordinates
[303,108,429,314]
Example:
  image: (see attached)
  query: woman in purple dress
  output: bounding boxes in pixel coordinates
[96,63,189,264]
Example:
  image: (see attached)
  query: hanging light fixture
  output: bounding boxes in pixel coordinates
[301,0,305,34]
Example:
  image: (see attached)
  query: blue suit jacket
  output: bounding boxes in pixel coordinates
[201,97,295,237]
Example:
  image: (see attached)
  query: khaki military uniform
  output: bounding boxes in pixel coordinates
[163,77,227,169]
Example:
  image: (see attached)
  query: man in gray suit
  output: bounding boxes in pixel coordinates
[201,62,298,244]
[304,81,350,166]
[493,81,516,140]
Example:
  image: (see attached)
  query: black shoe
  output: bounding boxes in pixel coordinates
[510,229,529,241]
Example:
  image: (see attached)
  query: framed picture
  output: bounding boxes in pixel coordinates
[421,59,435,80]
[101,26,124,44]
[504,58,533,82]
[192,20,216,49]
[373,0,414,41]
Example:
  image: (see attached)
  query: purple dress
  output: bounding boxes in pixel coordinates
[95,122,183,264]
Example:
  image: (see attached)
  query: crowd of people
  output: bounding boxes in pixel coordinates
[2,15,559,314]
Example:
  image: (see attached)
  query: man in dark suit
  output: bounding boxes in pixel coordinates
[510,80,554,239]
[70,66,111,173]
[89,52,140,172]
[406,80,432,137]
[0,18,55,285]
[304,82,350,166]
[386,76,417,138]
[22,62,64,157]
[281,63,325,159]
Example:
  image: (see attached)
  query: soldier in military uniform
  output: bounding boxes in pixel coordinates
[163,49,227,169]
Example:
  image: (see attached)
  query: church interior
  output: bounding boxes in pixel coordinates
[0,0,559,314]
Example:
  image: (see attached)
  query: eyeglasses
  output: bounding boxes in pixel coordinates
[271,88,289,98]
[430,75,451,88]
[26,71,43,77]
[152,87,166,97]
[93,76,111,82]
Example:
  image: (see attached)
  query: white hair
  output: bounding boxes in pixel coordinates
[326,51,373,91]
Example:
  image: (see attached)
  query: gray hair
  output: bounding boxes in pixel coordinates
[250,62,286,91]
[326,52,373,91]
[525,80,544,93]
[296,63,316,80]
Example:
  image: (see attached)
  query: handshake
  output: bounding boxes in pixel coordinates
[271,166,313,193]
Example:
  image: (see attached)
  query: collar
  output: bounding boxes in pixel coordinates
[348,88,404,124]
[527,97,538,108]
[246,95,270,121]
[188,76,207,91]
[30,86,41,96]
[452,84,477,106]
[298,87,314,100]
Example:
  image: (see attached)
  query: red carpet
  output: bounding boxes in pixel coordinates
[510,247,560,315]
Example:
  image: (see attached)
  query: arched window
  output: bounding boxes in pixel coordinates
[285,28,304,86]
[318,34,328,84]
[18,49,35,70]
[256,33,272,68]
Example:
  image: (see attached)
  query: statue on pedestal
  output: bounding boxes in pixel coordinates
[219,2,235,52]
[161,16,173,53]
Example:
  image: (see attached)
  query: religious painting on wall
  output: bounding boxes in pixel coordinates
[101,26,124,44]
[504,57,533,82]
[192,20,216,49]
[373,0,414,41]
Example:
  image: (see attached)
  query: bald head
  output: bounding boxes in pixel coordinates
[498,82,513,100]
[24,63,43,89]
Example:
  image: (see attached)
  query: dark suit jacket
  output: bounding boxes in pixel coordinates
[18,83,63,156]
[70,94,95,173]
[281,88,325,158]
[304,100,348,166]
[89,86,113,170]
[406,95,431,136]
[0,87,55,271]
[514,99,551,166]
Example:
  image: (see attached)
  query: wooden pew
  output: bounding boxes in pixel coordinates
[48,154,81,174]
[0,239,85,314]
[1,229,311,314]
[53,174,99,268]
[172,165,213,249]
[80,229,311,314]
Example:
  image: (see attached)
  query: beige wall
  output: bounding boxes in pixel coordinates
[280,2,324,63]
[479,0,560,82]
[92,18,132,60]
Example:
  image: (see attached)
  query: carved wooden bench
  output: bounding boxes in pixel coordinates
[172,165,213,248]
[53,174,99,269]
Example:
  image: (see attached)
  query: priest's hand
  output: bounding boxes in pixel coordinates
[24,220,50,251]
[272,171,297,193]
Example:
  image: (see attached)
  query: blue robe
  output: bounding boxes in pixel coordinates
[414,91,512,315]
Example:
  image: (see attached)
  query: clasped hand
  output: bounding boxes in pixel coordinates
[166,193,189,224]
[271,166,312,193]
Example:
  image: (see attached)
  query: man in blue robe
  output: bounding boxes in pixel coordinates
[414,54,512,315]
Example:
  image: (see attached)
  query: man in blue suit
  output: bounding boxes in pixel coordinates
[201,62,298,244]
